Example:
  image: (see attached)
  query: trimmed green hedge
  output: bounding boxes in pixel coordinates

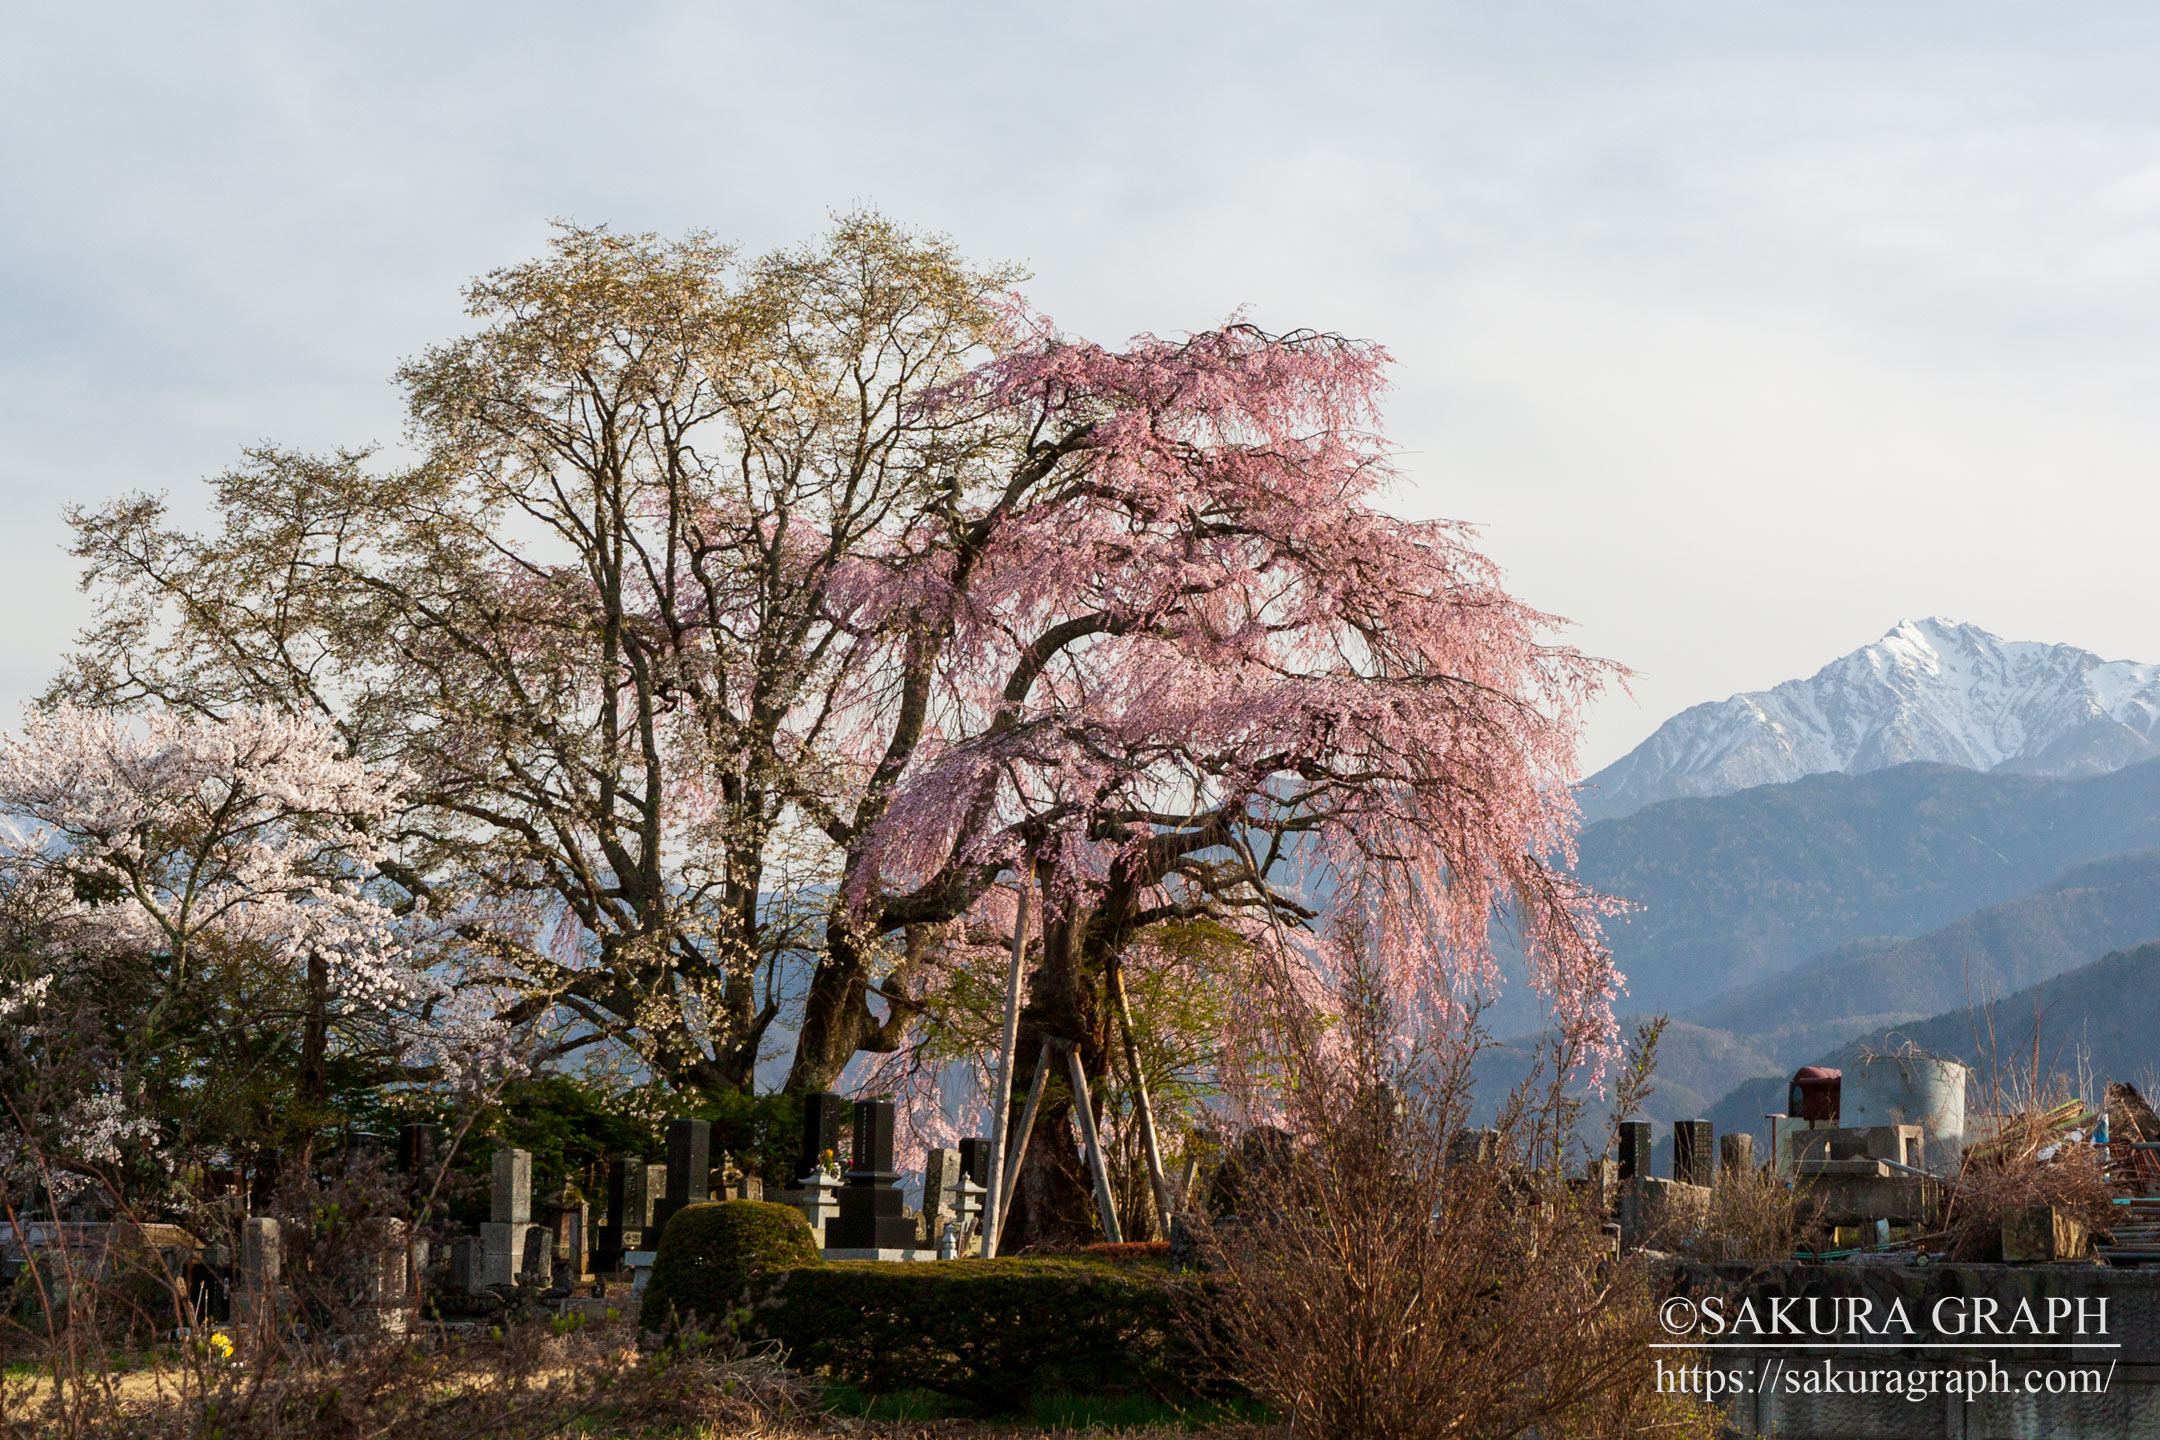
[641,1200,822,1329]
[754,1256,1217,1413]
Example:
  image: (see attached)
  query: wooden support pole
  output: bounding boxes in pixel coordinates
[993,1039,1055,1254]
[1109,960,1174,1236]
[980,878,1031,1259]
[1065,1045,1124,1244]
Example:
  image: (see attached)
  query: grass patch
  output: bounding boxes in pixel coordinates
[821,1380,1276,1429]
[821,1380,972,1421]
[1031,1391,1277,1430]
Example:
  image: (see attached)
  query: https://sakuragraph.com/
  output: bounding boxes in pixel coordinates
[1649,1293,2118,1405]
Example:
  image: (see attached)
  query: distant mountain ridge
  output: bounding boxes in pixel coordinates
[1579,618,2160,822]
[1683,847,2160,1067]
[1702,940,2160,1160]
[1553,757,2160,1026]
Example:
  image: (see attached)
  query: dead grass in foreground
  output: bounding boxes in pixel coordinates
[0,1322,1278,1440]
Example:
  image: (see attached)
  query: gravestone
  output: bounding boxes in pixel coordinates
[450,1234,484,1292]
[367,1219,411,1332]
[550,1192,589,1278]
[519,1225,553,1286]
[239,1216,280,1318]
[783,1092,850,1245]
[957,1137,993,1191]
[956,1136,992,1252]
[345,1131,389,1170]
[593,1155,645,1273]
[733,1172,764,1201]
[398,1124,440,1183]
[492,1149,532,1225]
[1447,1128,1501,1167]
[1672,1121,1714,1189]
[827,1097,913,1251]
[920,1148,962,1244]
[1719,1132,1755,1180]
[1617,1121,1653,1181]
[1581,1157,1620,1214]
[480,1222,519,1287]
[800,1092,850,1181]
[652,1118,710,1235]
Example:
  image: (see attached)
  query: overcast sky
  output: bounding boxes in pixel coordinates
[7,2,2160,771]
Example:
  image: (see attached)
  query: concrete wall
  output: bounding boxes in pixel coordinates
[1668,1261,2160,1439]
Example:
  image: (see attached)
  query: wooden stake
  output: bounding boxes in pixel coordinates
[994,1039,1055,1253]
[1065,1045,1124,1244]
[1109,960,1175,1237]
[980,877,1031,1259]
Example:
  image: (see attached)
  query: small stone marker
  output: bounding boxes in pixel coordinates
[1718,1132,1754,1180]
[551,1192,589,1276]
[920,1148,962,1244]
[240,1216,280,1316]
[1447,1128,1500,1167]
[519,1224,553,1286]
[450,1233,484,1292]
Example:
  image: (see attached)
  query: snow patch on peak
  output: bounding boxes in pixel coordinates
[1579,620,2160,822]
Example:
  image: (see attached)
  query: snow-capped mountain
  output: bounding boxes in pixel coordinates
[1578,619,2160,822]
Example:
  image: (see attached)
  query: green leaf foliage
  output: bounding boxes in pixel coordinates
[641,1200,823,1331]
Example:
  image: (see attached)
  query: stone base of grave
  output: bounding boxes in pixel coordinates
[821,1246,938,1262]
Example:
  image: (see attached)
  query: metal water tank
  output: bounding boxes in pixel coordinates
[1843,1052,1967,1166]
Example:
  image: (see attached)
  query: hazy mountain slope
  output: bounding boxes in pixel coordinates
[1580,619,2160,822]
[1569,757,2160,1021]
[1839,941,2160,1094]
[1684,848,2160,1064]
[1470,1018,1780,1131]
[1702,941,2160,1159]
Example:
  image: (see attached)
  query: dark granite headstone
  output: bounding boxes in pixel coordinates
[397,1124,441,1178]
[1617,1120,1653,1181]
[1672,1120,1713,1188]
[652,1118,712,1235]
[957,1136,993,1189]
[800,1091,850,1181]
[828,1098,912,1249]
[593,1154,647,1272]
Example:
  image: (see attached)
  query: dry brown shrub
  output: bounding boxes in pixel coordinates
[1936,999,2117,1262]
[0,1313,813,1440]
[1943,1140,2114,1262]
[1670,1163,1823,1264]
[1191,941,1721,1440]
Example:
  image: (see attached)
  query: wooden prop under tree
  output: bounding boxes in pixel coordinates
[991,1037,1136,1253]
[981,876,1032,1258]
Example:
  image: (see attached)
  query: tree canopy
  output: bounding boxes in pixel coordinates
[53,215,1619,1186]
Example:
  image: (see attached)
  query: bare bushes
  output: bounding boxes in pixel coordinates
[1945,1117,2114,1263]
[1192,943,1718,1440]
[0,1312,812,1440]
[1676,1162,1823,1264]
